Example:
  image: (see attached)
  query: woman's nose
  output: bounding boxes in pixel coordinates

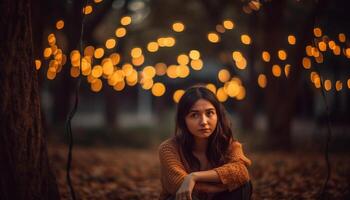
[199,115,208,125]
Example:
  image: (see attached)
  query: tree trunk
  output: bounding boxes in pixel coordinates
[0,0,60,199]
[263,1,316,150]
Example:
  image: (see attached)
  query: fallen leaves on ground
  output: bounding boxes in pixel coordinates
[49,145,350,199]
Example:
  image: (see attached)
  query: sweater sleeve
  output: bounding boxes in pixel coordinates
[213,141,252,191]
[158,140,188,194]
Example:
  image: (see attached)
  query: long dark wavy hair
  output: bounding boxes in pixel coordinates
[175,85,235,171]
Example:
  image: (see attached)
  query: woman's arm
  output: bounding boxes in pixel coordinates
[191,169,221,183]
[212,141,251,191]
[159,140,188,194]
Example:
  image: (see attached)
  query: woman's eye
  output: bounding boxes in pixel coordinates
[191,113,198,118]
[207,111,215,116]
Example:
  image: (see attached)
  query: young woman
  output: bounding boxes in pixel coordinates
[159,85,252,200]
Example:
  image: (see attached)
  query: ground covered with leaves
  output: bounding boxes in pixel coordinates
[49,145,350,199]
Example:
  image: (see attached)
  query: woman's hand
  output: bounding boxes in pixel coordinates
[176,173,197,200]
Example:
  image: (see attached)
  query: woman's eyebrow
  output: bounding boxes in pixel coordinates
[189,108,215,112]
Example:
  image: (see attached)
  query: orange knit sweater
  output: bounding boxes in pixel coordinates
[158,137,252,200]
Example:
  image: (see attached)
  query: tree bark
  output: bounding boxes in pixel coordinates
[263,1,316,150]
[0,0,60,199]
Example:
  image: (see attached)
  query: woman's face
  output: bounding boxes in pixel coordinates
[185,99,218,139]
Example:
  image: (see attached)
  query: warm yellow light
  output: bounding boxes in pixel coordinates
[166,37,176,47]
[102,59,114,76]
[335,80,342,91]
[109,70,125,86]
[121,16,132,26]
[318,41,327,52]
[302,57,311,69]
[83,5,93,15]
[94,0,103,3]
[313,27,322,37]
[91,79,102,92]
[216,87,228,102]
[241,34,251,45]
[56,20,64,30]
[126,79,138,86]
[94,48,104,59]
[272,64,281,77]
[236,86,246,100]
[132,55,144,66]
[278,50,287,60]
[172,22,185,32]
[49,59,58,70]
[177,65,190,78]
[328,40,336,50]
[324,80,332,91]
[218,69,231,83]
[223,20,234,30]
[173,90,185,103]
[243,5,252,14]
[155,63,167,76]
[305,45,313,56]
[288,35,296,45]
[347,79,350,89]
[81,57,92,76]
[141,78,154,90]
[235,58,247,70]
[225,81,240,97]
[92,65,103,78]
[314,77,321,88]
[315,53,323,64]
[43,47,52,58]
[126,69,138,83]
[232,51,243,62]
[157,37,166,47]
[207,32,220,43]
[152,82,166,96]
[50,45,58,55]
[147,42,159,52]
[333,46,341,55]
[35,59,41,70]
[105,38,116,49]
[284,64,291,77]
[142,66,156,79]
[338,33,346,42]
[48,33,56,46]
[115,27,127,38]
[70,50,81,67]
[61,54,67,65]
[204,83,216,94]
[258,74,267,88]
[262,51,270,62]
[248,0,261,11]
[122,63,133,76]
[131,47,142,58]
[109,53,120,65]
[47,68,56,80]
[310,72,321,89]
[189,50,200,60]
[346,48,350,58]
[113,80,125,91]
[167,65,178,78]
[70,67,80,78]
[190,59,203,70]
[84,46,95,57]
[216,25,225,33]
[87,74,96,83]
[177,54,189,65]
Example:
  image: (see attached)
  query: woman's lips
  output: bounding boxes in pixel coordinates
[199,128,211,132]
